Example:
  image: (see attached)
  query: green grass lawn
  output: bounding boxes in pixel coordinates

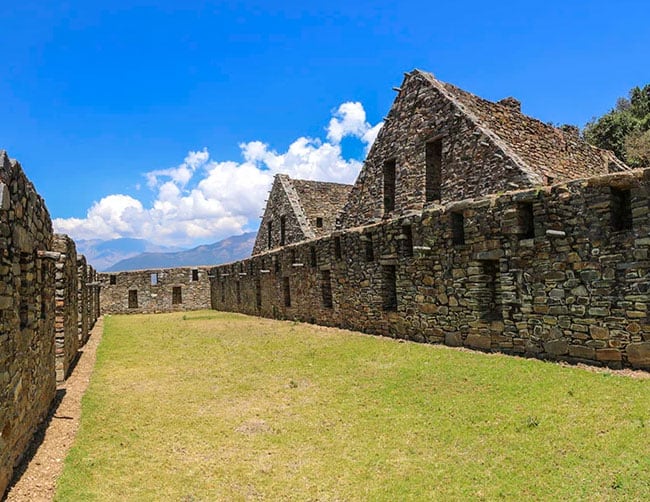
[56,311,650,501]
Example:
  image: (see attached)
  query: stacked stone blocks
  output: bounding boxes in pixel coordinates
[98,267,212,314]
[210,168,650,370]
[0,151,99,496]
[53,235,79,381]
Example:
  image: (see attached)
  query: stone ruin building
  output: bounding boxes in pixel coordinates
[98,266,212,314]
[2,69,649,497]
[207,69,649,373]
[341,70,627,228]
[253,174,352,254]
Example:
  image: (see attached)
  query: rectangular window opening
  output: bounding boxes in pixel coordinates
[274,257,281,274]
[236,281,241,304]
[280,215,286,246]
[401,225,414,257]
[220,281,225,303]
[382,265,398,311]
[334,236,342,260]
[365,235,374,262]
[267,221,273,249]
[452,212,465,245]
[610,187,632,231]
[191,269,199,281]
[383,159,396,213]
[290,249,296,264]
[128,290,138,309]
[517,202,535,240]
[150,273,158,286]
[321,270,333,308]
[316,217,323,228]
[310,246,317,268]
[283,277,291,307]
[172,286,182,305]
[255,278,262,308]
[425,138,443,202]
[109,275,117,285]
[479,260,502,321]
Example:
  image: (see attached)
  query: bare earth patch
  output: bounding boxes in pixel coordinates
[5,318,104,502]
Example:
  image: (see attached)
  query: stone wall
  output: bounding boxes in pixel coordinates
[0,152,56,494]
[211,168,650,371]
[77,255,89,345]
[87,265,99,328]
[53,235,79,381]
[99,267,212,314]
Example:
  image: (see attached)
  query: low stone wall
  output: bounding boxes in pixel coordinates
[99,267,212,314]
[211,168,650,370]
[53,235,79,381]
[0,152,56,494]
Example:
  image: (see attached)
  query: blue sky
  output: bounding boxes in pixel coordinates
[2,1,648,247]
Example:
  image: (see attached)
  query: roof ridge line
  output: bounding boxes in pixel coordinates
[416,71,544,186]
[277,175,316,240]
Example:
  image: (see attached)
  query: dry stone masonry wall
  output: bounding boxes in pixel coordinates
[77,255,89,345]
[53,235,79,382]
[98,267,212,314]
[1,72,648,498]
[0,152,56,494]
[0,151,98,496]
[340,71,627,229]
[253,174,353,255]
[211,168,650,371]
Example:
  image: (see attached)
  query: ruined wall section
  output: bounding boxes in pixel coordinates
[212,168,650,371]
[253,175,314,255]
[77,255,89,345]
[99,267,212,314]
[53,235,79,381]
[0,151,56,495]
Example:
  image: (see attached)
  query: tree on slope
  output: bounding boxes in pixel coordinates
[584,84,650,167]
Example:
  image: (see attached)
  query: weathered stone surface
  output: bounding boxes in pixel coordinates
[568,345,596,360]
[253,174,352,255]
[596,349,622,362]
[53,234,79,382]
[99,267,212,314]
[544,339,569,356]
[465,333,492,350]
[0,151,56,495]
[340,70,625,229]
[627,342,650,368]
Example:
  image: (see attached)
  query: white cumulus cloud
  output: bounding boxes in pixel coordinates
[53,102,382,248]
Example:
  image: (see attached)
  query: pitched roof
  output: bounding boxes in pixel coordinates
[416,70,629,182]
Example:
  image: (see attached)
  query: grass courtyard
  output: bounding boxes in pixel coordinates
[55,311,650,500]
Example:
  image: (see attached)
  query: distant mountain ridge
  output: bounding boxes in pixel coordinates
[75,238,182,272]
[105,232,256,272]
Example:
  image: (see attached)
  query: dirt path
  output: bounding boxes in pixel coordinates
[5,318,104,502]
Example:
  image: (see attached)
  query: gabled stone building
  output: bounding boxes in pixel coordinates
[252,174,352,254]
[339,69,629,228]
